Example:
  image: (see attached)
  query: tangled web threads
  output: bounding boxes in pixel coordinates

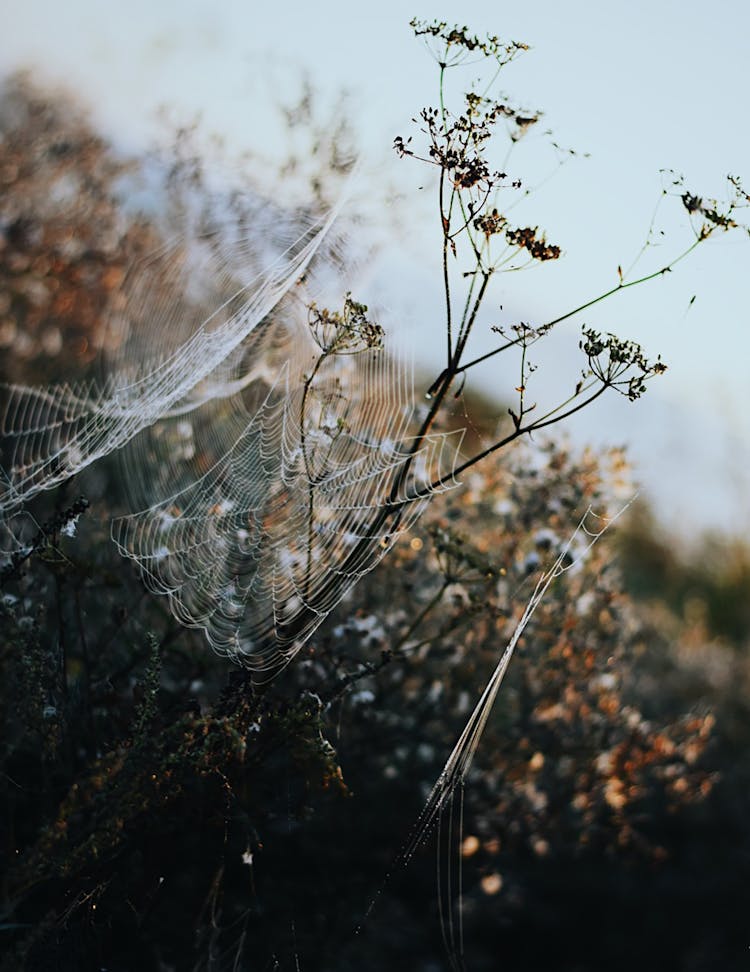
[1,188,461,675]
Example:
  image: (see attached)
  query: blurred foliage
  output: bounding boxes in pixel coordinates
[0,75,161,388]
[617,503,750,647]
[1,75,749,972]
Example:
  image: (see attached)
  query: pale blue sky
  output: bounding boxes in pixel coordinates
[2,0,749,535]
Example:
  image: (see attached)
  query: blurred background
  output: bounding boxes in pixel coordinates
[2,0,749,537]
[1,4,749,971]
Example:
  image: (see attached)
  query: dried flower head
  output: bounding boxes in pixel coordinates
[410,18,529,67]
[580,328,667,401]
[308,294,384,354]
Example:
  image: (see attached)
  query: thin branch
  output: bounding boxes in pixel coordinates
[448,237,702,380]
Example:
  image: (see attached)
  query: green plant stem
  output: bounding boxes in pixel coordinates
[450,239,702,380]
[441,167,453,364]
[418,382,610,499]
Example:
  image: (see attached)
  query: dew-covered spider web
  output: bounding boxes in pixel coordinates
[0,181,462,673]
[357,503,632,970]
[0,190,342,513]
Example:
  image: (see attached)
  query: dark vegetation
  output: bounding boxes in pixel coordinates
[1,23,750,971]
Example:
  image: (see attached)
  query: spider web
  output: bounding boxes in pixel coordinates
[113,349,461,673]
[1,183,462,673]
[0,192,341,514]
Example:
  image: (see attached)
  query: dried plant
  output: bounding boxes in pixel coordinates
[1,25,746,679]
[0,22,748,970]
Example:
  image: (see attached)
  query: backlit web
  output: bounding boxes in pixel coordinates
[1,182,460,674]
